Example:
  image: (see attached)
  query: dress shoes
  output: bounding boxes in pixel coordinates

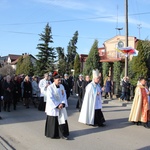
[98,124,106,127]
[133,121,141,126]
[143,123,150,129]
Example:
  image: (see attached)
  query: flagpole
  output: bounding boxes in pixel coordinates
[125,0,128,77]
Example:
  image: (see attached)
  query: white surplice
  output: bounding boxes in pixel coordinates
[39,78,51,102]
[78,81,102,125]
[45,83,68,124]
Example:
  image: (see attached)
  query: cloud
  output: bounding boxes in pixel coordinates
[87,13,150,29]
[129,17,150,29]
[34,0,108,13]
[34,0,88,10]
[33,0,150,29]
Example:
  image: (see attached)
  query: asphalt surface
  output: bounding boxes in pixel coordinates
[0,96,150,150]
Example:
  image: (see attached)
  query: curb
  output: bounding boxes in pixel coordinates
[102,99,132,108]
[70,95,133,108]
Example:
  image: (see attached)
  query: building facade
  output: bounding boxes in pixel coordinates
[80,35,138,74]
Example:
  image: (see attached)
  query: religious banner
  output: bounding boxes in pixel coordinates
[116,47,139,57]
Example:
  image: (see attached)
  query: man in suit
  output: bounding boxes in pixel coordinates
[62,74,71,100]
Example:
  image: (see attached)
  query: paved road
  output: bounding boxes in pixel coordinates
[0,96,150,150]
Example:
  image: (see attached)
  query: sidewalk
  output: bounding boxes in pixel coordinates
[102,98,133,108]
[0,95,133,150]
[73,94,133,108]
[0,136,15,150]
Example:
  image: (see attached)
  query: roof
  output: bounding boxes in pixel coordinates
[8,54,21,60]
[98,47,105,50]
[0,56,8,61]
[11,54,37,65]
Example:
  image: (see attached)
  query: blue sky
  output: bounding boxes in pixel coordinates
[0,0,150,57]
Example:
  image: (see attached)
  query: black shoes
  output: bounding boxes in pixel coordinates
[143,123,150,129]
[98,124,106,127]
[133,121,141,126]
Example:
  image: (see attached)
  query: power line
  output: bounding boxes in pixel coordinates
[0,11,150,26]
[0,30,108,40]
[0,30,37,35]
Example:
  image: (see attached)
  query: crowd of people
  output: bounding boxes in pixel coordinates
[0,73,74,111]
[0,70,150,140]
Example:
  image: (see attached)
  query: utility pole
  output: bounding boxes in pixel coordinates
[125,0,128,77]
[137,24,142,39]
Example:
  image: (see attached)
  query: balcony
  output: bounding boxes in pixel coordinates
[99,50,125,62]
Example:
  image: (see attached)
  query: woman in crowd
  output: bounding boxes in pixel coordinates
[32,76,40,108]
[104,76,113,100]
[12,75,21,110]
[23,75,32,108]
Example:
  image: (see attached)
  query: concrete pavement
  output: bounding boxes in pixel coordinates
[0,96,150,150]
[0,136,14,150]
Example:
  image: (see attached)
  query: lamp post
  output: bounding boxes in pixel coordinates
[125,0,128,77]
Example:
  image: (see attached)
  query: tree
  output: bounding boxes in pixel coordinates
[22,56,34,76]
[142,39,150,78]
[113,61,122,95]
[102,62,110,85]
[142,39,150,59]
[16,56,24,75]
[83,39,101,77]
[129,40,148,86]
[74,53,80,77]
[56,47,67,76]
[36,23,56,77]
[16,55,34,76]
[67,31,78,73]
[0,65,15,76]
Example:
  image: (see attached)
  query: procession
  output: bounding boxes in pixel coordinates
[1,67,150,143]
[1,0,150,149]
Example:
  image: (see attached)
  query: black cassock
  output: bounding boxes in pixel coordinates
[45,116,69,139]
[45,84,69,139]
[76,79,84,111]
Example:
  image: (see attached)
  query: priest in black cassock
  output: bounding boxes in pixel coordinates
[82,75,91,98]
[62,74,71,99]
[76,74,84,111]
[45,74,69,140]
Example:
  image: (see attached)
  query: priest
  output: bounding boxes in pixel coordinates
[129,77,150,128]
[38,73,50,111]
[78,69,105,127]
[45,74,69,139]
